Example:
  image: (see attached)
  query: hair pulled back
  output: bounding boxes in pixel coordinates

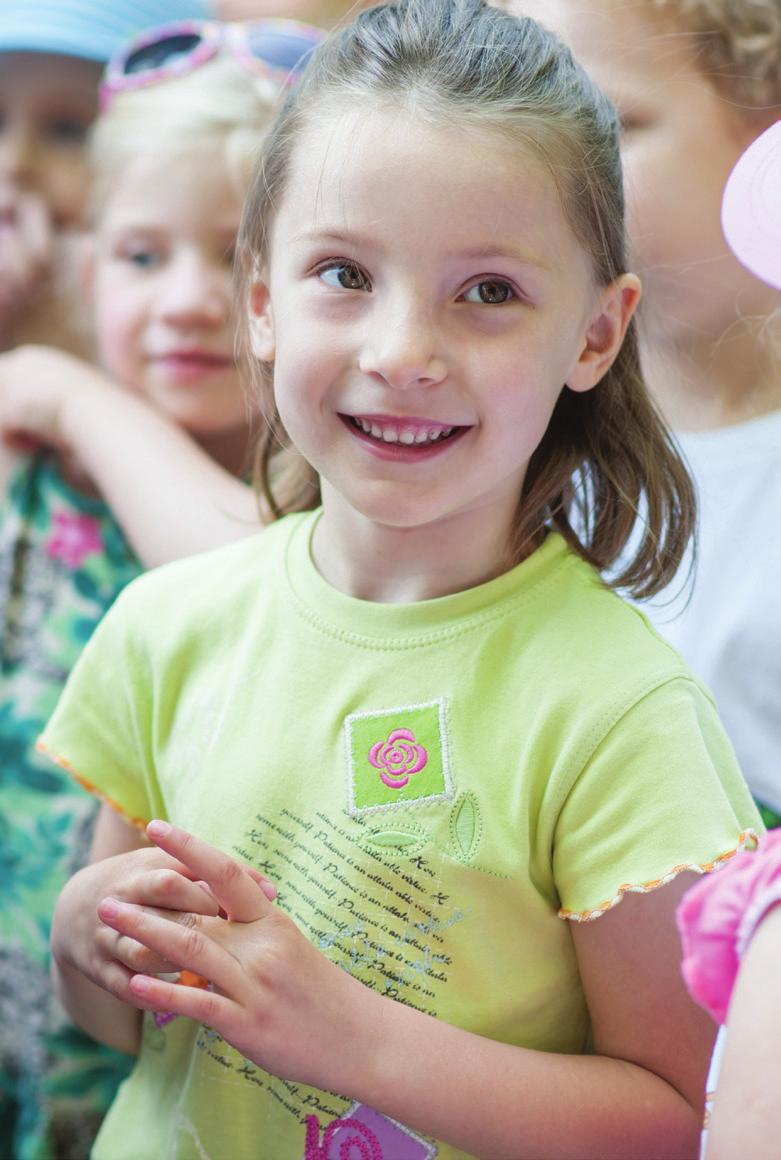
[238,0,696,598]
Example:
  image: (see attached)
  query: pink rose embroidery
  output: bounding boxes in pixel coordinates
[368,728,427,789]
[46,510,103,569]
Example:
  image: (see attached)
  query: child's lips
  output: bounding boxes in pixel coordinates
[152,351,233,381]
[155,350,232,366]
[340,413,470,460]
[343,413,469,444]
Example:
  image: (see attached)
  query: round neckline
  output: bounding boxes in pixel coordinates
[283,508,570,644]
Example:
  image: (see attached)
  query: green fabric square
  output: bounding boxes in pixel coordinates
[346,700,451,814]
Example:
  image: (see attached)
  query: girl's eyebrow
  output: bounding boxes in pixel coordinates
[456,244,551,272]
[290,227,374,248]
[291,229,550,271]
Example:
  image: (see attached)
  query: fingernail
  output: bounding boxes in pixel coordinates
[147,820,172,839]
[99,897,120,919]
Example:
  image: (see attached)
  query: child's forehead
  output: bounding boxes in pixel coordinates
[288,101,551,195]
[98,146,244,225]
[0,50,101,103]
[273,103,587,274]
[0,49,101,82]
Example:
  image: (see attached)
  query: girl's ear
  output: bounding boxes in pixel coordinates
[566,273,641,392]
[248,278,275,362]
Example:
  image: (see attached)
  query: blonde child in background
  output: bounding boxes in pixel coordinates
[507,0,781,829]
[0,0,212,355]
[0,19,324,567]
[41,2,761,1157]
[0,22,308,1158]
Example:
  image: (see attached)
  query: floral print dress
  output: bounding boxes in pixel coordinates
[0,453,141,1160]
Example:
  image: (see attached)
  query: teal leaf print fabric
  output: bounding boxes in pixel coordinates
[0,454,141,1160]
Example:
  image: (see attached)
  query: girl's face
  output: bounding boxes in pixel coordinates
[513,0,772,341]
[250,105,636,541]
[91,148,247,460]
[0,52,101,227]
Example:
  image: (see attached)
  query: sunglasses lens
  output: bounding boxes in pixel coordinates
[245,28,319,74]
[123,33,204,75]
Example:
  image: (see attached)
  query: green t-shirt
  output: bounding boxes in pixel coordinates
[41,510,760,1160]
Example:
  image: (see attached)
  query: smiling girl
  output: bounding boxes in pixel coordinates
[42,3,760,1158]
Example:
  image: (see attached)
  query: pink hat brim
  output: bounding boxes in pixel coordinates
[721,120,781,291]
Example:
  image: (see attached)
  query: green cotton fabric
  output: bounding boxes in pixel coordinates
[41,510,761,1160]
[1,454,139,1160]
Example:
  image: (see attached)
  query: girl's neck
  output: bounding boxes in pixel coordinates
[312,486,518,604]
[641,312,781,433]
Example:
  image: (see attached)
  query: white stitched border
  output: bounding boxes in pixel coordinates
[344,698,454,819]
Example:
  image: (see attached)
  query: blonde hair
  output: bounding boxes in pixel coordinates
[88,53,281,217]
[647,0,781,112]
[237,0,697,598]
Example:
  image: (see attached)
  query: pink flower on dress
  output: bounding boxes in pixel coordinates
[368,728,428,789]
[46,510,103,569]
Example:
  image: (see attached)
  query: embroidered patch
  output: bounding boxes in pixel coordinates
[303,1104,438,1159]
[345,700,453,816]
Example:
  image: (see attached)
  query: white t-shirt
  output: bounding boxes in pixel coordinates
[639,410,781,812]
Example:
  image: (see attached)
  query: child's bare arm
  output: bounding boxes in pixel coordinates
[705,905,781,1159]
[103,823,710,1159]
[0,345,263,566]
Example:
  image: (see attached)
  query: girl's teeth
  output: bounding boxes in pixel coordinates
[354,418,455,445]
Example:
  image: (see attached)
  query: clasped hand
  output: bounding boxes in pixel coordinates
[94,821,377,1095]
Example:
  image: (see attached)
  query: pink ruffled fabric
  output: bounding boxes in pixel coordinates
[677,830,781,1024]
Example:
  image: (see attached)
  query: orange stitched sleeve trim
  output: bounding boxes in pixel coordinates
[559,829,761,922]
[35,739,149,834]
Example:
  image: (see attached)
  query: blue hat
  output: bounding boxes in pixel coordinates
[0,0,214,63]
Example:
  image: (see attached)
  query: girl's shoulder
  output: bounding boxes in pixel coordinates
[531,536,693,685]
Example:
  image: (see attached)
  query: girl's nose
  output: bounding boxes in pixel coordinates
[358,305,447,389]
[157,255,230,327]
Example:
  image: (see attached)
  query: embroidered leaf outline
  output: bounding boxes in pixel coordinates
[450,792,481,863]
[363,826,427,853]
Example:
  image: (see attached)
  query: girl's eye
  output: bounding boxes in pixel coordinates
[462,279,515,305]
[46,118,91,146]
[124,249,163,269]
[318,262,371,291]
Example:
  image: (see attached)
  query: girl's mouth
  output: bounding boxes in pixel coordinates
[343,414,467,447]
[339,413,470,463]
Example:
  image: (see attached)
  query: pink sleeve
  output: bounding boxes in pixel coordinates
[676,829,781,1024]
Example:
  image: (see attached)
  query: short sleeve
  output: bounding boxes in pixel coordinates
[553,676,762,921]
[37,581,164,827]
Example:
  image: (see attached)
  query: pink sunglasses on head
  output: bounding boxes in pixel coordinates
[100,18,325,110]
